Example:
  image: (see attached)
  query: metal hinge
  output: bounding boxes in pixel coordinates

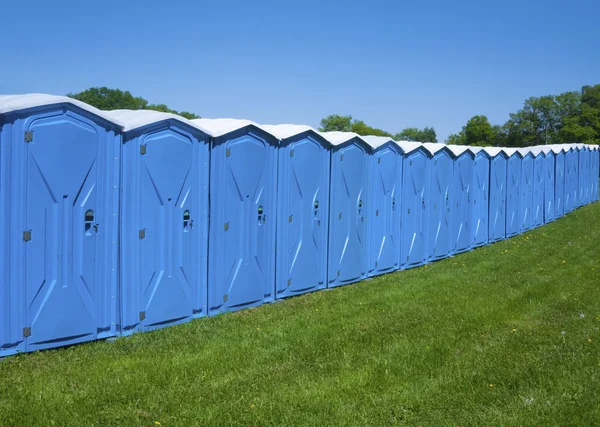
[224,222,229,231]
[24,131,33,143]
[223,294,228,303]
[376,209,379,216]
[139,229,146,239]
[337,270,341,277]
[339,213,343,220]
[287,279,292,287]
[139,311,146,321]
[340,154,344,161]
[23,230,31,242]
[23,327,31,338]
[288,215,293,223]
[140,145,147,155]
[378,157,381,164]
[226,148,231,157]
[290,150,294,158]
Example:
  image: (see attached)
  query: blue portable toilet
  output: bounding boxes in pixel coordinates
[363,136,402,277]
[531,147,545,228]
[542,146,556,223]
[323,132,371,287]
[486,147,508,243]
[564,145,578,213]
[104,110,210,334]
[193,119,278,315]
[592,145,599,201]
[518,148,534,232]
[0,94,122,356]
[398,141,430,269]
[422,143,454,262]
[506,148,522,237]
[577,145,586,206]
[261,125,330,298]
[470,147,490,248]
[554,146,566,218]
[448,145,474,254]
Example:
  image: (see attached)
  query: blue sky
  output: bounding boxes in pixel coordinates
[1,0,599,141]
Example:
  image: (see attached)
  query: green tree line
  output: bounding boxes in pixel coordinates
[320,84,600,147]
[68,87,200,120]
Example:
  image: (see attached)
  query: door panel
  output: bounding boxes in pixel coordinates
[369,146,400,275]
[489,156,506,242]
[401,151,427,268]
[428,152,452,260]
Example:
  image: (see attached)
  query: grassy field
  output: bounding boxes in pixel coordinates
[1,202,599,426]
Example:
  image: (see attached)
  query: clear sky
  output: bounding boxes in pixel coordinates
[1,0,599,141]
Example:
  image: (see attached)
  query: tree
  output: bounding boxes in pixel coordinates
[462,115,496,146]
[394,126,437,142]
[350,120,393,137]
[319,114,353,132]
[68,87,148,110]
[68,87,200,119]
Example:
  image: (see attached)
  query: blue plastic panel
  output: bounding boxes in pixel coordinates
[208,128,277,315]
[472,152,490,248]
[578,149,587,206]
[452,152,473,254]
[0,106,119,356]
[544,153,555,223]
[276,133,329,298]
[328,140,370,287]
[590,148,600,202]
[488,155,507,242]
[427,150,453,261]
[532,154,545,228]
[368,144,401,276]
[519,154,534,232]
[555,152,565,218]
[401,149,428,269]
[120,123,209,334]
[564,150,578,213]
[506,154,521,237]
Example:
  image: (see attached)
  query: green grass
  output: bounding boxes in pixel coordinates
[1,203,600,427]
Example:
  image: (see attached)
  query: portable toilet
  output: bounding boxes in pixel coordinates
[542,146,556,223]
[531,147,545,228]
[448,145,474,254]
[363,136,402,277]
[554,145,566,218]
[577,144,588,206]
[518,148,534,232]
[564,145,578,213]
[399,141,429,269]
[470,147,490,248]
[486,147,508,242]
[193,119,278,315]
[592,145,599,201]
[422,143,453,262]
[323,132,371,287]
[103,110,210,334]
[261,125,330,298]
[0,94,122,356]
[505,148,522,237]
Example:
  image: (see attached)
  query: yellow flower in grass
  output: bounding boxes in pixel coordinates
[155,423,161,426]
[512,329,517,333]
[250,404,256,409]
[588,338,593,343]
[489,384,495,388]
[562,261,566,264]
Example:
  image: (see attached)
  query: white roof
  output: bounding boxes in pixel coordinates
[528,146,545,156]
[503,147,520,157]
[482,147,506,157]
[446,144,473,156]
[318,131,368,147]
[103,109,211,133]
[550,145,564,154]
[190,118,275,139]
[260,124,318,140]
[362,135,397,150]
[0,93,122,128]
[422,142,450,155]
[396,140,424,154]
[517,147,533,157]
